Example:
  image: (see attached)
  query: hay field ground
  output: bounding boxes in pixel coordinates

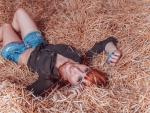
[0,0,150,113]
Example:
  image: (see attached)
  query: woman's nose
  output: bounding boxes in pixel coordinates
[73,67,83,74]
[72,67,78,72]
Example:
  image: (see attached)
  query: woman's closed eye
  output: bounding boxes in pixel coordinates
[77,77,83,84]
[84,68,90,73]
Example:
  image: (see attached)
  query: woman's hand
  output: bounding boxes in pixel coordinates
[106,50,121,66]
[67,84,83,98]
[105,42,121,66]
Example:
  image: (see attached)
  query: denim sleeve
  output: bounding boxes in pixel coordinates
[85,37,118,58]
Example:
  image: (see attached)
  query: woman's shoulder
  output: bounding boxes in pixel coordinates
[45,43,77,52]
[34,42,81,62]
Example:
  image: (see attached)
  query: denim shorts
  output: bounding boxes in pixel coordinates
[1,30,45,63]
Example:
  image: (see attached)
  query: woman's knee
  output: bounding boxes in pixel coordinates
[15,8,26,17]
[3,24,11,27]
[2,24,12,30]
[1,24,14,35]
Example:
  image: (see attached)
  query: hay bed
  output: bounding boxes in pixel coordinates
[0,0,150,113]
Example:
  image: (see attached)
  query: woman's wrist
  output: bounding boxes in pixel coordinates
[105,42,118,53]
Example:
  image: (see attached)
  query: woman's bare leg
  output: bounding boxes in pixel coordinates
[12,8,39,39]
[0,26,3,42]
[0,24,21,47]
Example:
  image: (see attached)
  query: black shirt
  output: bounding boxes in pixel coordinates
[26,37,117,96]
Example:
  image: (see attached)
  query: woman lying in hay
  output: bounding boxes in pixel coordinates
[0,8,121,97]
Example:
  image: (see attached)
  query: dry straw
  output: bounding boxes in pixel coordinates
[0,0,150,113]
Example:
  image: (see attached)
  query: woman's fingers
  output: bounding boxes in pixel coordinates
[67,85,83,98]
[107,50,121,65]
[111,53,120,59]
[108,55,120,63]
[113,50,121,56]
[107,62,116,66]
[68,89,81,98]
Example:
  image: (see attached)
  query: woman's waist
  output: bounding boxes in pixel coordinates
[18,48,35,65]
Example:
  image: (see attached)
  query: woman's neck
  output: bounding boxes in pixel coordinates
[55,54,79,79]
[55,54,77,69]
[55,54,69,69]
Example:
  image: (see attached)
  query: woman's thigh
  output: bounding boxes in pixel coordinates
[2,24,22,46]
[12,8,39,39]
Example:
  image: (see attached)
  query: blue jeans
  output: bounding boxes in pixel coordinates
[1,30,45,63]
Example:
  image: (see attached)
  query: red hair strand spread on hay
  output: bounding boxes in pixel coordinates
[81,55,108,87]
[83,68,108,87]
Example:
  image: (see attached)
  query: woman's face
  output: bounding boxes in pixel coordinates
[59,62,91,85]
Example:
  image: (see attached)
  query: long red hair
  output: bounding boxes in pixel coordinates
[83,68,108,87]
[81,55,108,87]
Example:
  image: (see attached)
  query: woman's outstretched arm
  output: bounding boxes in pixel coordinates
[85,37,121,66]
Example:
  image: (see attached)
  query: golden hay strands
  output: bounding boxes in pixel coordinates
[0,0,150,113]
